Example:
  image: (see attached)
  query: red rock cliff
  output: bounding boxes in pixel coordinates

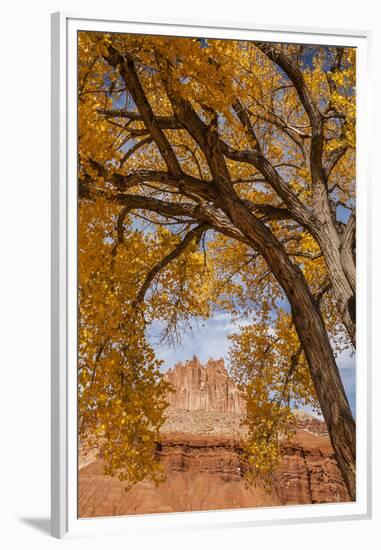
[79,430,349,517]
[164,356,246,414]
[79,356,351,517]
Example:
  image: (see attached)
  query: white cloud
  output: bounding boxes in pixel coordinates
[148,314,236,370]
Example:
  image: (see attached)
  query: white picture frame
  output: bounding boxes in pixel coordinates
[51,11,372,539]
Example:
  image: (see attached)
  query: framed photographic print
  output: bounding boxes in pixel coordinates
[51,12,371,539]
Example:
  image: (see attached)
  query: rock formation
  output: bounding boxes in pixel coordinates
[164,356,246,414]
[79,356,351,517]
[79,430,349,517]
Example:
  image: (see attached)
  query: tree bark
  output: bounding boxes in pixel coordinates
[315,222,356,345]
[341,211,356,293]
[311,190,356,346]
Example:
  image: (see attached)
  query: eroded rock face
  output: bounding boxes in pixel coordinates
[78,356,351,518]
[279,430,350,505]
[79,431,349,517]
[293,409,329,436]
[164,356,246,414]
[79,434,279,517]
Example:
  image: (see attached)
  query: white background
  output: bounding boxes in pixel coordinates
[0,1,379,548]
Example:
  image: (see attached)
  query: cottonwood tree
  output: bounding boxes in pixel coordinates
[78,32,356,498]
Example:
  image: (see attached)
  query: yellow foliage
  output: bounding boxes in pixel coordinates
[229,311,319,483]
[77,32,356,487]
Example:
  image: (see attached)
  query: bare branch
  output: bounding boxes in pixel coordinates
[119,137,152,167]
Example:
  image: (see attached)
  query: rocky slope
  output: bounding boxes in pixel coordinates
[79,357,351,517]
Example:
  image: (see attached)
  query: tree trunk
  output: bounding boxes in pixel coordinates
[280,269,356,501]
[312,199,356,347]
[341,211,356,293]
[218,192,356,500]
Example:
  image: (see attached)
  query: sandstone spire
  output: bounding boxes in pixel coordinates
[164,357,246,414]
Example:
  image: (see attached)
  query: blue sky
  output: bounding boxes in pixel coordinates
[147,312,356,417]
[147,311,246,368]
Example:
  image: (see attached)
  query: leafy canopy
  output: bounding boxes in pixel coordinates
[78,32,355,484]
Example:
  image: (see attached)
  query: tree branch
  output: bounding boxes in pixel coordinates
[104,46,183,178]
[132,223,208,306]
[79,180,249,244]
[98,108,183,130]
[256,43,326,193]
[220,141,313,228]
[232,99,262,154]
[83,159,216,201]
[118,137,152,167]
[290,250,323,261]
[324,145,349,179]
